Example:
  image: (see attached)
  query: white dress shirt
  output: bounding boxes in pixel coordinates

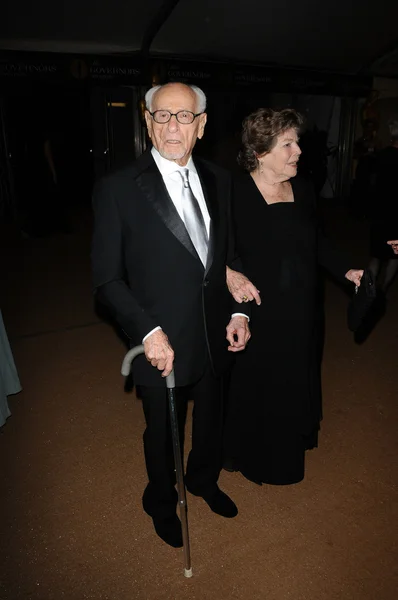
[143,148,248,343]
[151,147,211,236]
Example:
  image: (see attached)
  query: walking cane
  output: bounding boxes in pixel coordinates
[121,345,193,578]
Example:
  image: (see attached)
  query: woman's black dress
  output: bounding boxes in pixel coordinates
[224,175,351,485]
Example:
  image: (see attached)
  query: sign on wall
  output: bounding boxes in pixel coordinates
[0,52,143,85]
[0,51,372,97]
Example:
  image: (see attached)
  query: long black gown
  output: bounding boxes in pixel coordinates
[225,175,351,485]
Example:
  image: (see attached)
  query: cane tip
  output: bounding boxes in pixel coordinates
[184,568,193,578]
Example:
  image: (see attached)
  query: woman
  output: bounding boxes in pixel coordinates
[224,108,363,485]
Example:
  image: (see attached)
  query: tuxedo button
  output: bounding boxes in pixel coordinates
[203,279,209,287]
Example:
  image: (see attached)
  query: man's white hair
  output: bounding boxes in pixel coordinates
[145,83,207,113]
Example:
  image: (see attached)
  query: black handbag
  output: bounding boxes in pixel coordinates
[347,269,377,332]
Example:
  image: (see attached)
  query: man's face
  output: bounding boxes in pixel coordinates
[145,83,207,166]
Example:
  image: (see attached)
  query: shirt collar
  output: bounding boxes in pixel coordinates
[151,146,197,177]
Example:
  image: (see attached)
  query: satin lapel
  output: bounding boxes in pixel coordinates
[135,161,199,262]
[195,161,218,273]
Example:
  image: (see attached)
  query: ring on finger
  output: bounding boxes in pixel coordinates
[241,295,248,302]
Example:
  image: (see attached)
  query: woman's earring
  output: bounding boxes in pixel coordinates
[259,160,263,173]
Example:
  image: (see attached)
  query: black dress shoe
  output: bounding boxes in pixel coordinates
[223,457,239,472]
[201,487,238,518]
[152,515,183,548]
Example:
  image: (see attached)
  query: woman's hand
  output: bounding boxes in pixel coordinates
[345,269,364,287]
[387,240,398,255]
[226,266,261,305]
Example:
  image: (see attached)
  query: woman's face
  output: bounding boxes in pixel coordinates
[259,128,301,181]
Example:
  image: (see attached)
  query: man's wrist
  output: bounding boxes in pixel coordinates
[231,313,250,322]
[142,326,162,343]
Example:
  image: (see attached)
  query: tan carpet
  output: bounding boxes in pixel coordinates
[1,208,397,600]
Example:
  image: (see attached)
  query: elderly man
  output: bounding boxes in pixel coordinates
[92,82,251,547]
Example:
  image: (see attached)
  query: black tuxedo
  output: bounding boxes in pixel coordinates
[91,148,248,518]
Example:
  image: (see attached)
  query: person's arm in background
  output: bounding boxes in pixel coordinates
[317,230,363,286]
[307,180,363,286]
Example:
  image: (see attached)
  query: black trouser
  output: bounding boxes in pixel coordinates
[137,364,223,520]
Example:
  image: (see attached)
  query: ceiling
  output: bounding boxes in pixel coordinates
[1,0,398,76]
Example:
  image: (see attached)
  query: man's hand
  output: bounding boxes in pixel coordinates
[387,240,398,255]
[226,266,261,305]
[226,315,251,352]
[345,269,364,287]
[144,330,174,377]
